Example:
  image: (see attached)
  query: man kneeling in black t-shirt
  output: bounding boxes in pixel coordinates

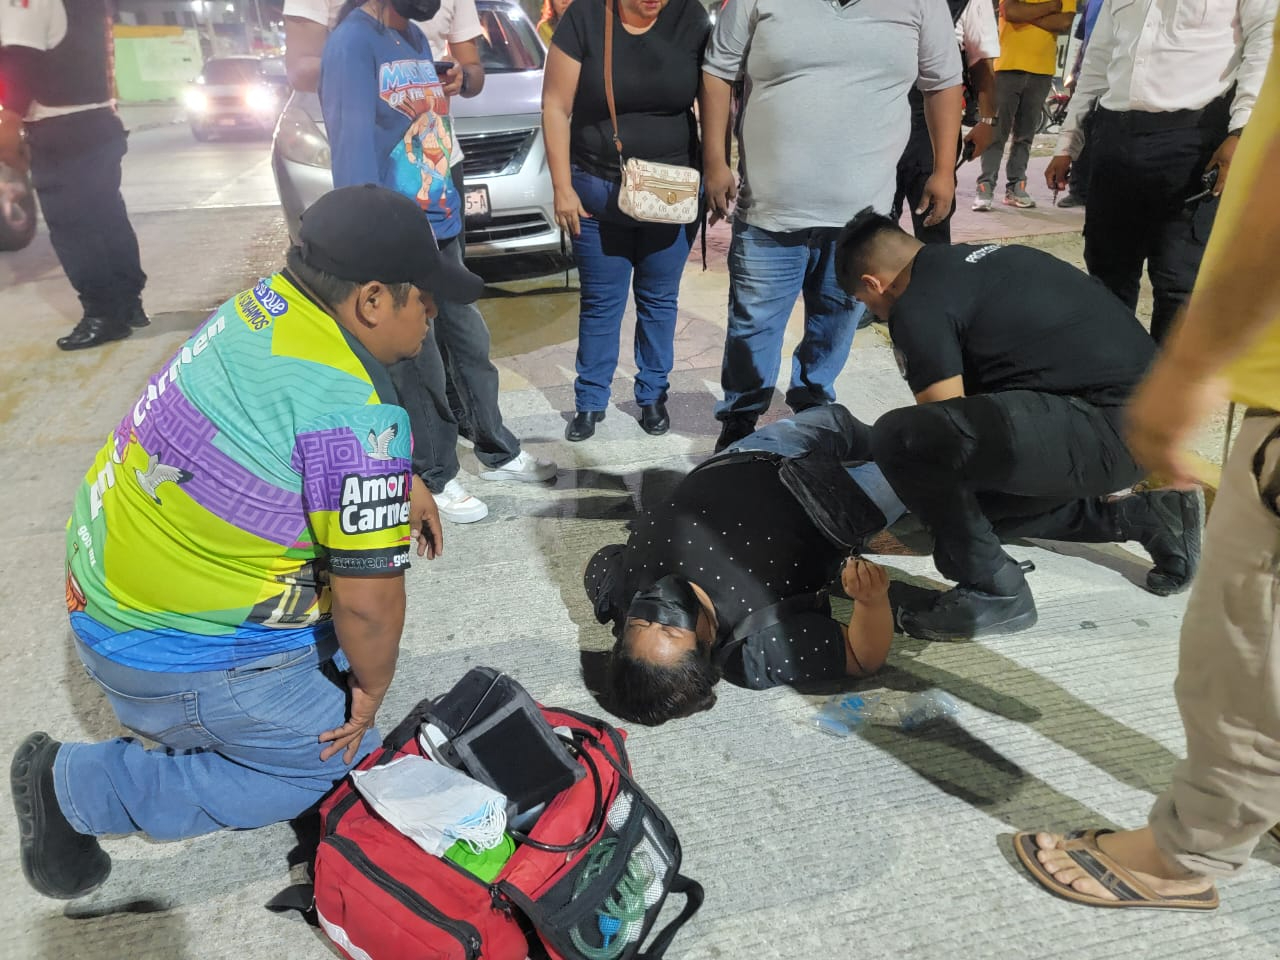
[833,208,1202,642]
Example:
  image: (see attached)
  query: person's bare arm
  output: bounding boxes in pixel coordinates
[840,559,893,676]
[319,574,406,762]
[443,37,485,98]
[914,375,965,405]
[918,84,964,225]
[700,72,736,225]
[541,44,590,236]
[285,15,329,93]
[1031,11,1076,34]
[963,59,998,158]
[1002,0,1061,22]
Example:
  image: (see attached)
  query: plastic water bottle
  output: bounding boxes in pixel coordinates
[812,690,960,737]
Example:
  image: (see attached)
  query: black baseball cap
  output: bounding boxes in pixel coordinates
[297,184,486,303]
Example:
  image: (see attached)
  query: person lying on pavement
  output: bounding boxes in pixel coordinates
[585,404,905,726]
[833,206,1201,643]
[9,185,480,900]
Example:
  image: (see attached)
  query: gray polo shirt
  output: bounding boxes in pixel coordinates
[704,0,963,233]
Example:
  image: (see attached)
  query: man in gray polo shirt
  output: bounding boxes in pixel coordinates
[702,0,964,451]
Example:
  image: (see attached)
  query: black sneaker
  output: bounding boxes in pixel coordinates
[899,581,1038,642]
[11,732,111,899]
[714,415,758,453]
[56,315,132,351]
[1122,488,1203,596]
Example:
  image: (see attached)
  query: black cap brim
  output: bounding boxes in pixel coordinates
[417,253,486,305]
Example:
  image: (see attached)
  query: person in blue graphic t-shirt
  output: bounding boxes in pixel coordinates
[321,0,558,525]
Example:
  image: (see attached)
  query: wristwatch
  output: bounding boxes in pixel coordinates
[977,116,999,125]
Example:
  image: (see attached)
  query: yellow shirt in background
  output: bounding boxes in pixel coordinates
[1217,21,1280,411]
[996,0,1075,76]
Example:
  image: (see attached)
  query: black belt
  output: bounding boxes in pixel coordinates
[1095,98,1228,135]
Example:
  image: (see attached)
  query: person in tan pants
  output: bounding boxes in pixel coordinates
[1012,16,1280,910]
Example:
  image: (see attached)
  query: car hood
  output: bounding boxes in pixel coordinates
[450,70,543,121]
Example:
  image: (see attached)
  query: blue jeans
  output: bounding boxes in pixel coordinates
[54,624,380,840]
[722,404,906,527]
[571,167,699,411]
[716,221,867,421]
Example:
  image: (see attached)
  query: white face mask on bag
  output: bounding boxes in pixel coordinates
[351,755,508,856]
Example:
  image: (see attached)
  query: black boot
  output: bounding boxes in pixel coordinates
[638,401,669,436]
[565,410,606,442]
[11,733,111,899]
[1117,489,1204,596]
[57,315,132,351]
[714,414,758,453]
[127,302,151,328]
[899,563,1037,641]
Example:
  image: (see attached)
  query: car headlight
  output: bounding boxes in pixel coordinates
[274,97,331,169]
[184,89,209,113]
[245,85,277,113]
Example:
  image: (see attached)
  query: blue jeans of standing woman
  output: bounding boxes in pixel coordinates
[571,167,699,412]
[716,221,867,422]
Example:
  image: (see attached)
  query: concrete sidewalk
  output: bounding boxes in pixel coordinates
[1,155,1274,960]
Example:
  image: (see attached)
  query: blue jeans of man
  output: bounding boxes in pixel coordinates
[716,221,867,422]
[571,167,698,412]
[722,404,906,527]
[390,236,521,493]
[54,625,379,841]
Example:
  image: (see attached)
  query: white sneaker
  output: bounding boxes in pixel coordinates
[432,478,489,524]
[972,183,993,212]
[478,450,557,483]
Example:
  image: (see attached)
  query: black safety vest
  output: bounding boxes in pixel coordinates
[31,0,113,109]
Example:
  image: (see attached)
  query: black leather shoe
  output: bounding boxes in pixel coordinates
[713,415,758,453]
[56,316,132,351]
[127,303,151,328]
[565,410,606,442]
[638,402,669,436]
[899,580,1037,642]
[11,733,111,899]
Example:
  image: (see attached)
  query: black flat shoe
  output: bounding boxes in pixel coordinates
[638,402,669,436]
[714,414,758,453]
[127,303,151,328]
[57,316,132,351]
[565,410,606,442]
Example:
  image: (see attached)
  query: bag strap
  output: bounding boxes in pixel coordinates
[603,0,625,170]
[636,874,704,959]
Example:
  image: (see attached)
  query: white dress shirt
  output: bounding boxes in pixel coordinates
[957,0,1001,66]
[1056,0,1277,158]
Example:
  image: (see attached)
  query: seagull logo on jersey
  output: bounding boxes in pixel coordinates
[135,453,194,505]
[366,424,398,461]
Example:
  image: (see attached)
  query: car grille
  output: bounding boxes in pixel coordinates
[466,213,554,245]
[211,94,243,107]
[459,129,536,177]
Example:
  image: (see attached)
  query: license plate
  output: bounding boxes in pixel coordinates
[464,185,491,226]
[217,117,237,126]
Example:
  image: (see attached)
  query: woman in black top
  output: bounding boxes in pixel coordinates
[541,0,710,441]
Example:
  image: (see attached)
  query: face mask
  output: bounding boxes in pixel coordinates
[627,575,701,632]
[391,0,442,20]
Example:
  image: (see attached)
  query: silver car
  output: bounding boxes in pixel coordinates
[271,0,558,259]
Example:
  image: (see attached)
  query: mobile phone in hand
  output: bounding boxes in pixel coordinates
[433,60,456,79]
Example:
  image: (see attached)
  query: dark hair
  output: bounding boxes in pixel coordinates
[605,627,719,726]
[834,206,909,295]
[285,246,415,311]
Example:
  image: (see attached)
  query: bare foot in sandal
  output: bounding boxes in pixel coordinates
[1032,827,1215,902]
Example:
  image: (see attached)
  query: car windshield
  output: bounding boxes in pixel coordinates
[202,59,277,85]
[476,6,544,73]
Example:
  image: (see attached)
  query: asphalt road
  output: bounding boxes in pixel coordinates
[121,123,280,215]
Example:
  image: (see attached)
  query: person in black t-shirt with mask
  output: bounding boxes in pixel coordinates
[542,0,709,442]
[833,208,1203,642]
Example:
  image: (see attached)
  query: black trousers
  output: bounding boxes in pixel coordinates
[25,108,146,321]
[892,126,955,245]
[1067,106,1094,201]
[871,391,1145,591]
[1083,102,1227,343]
